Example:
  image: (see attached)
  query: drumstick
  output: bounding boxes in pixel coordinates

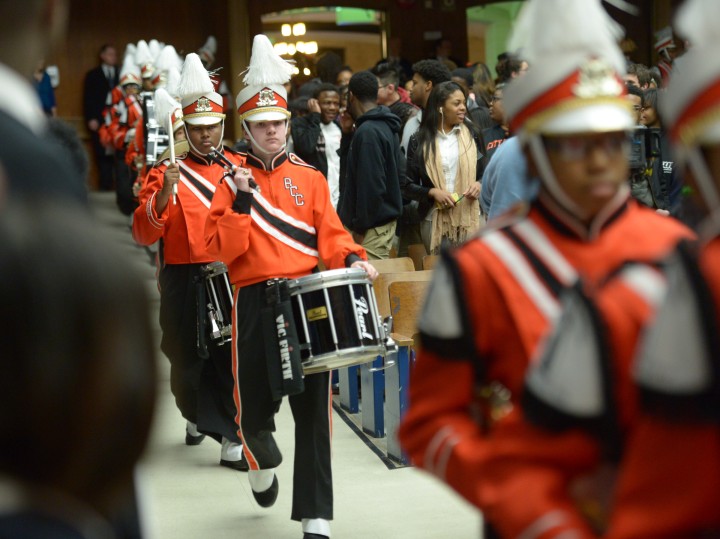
[208,147,259,191]
[169,112,176,205]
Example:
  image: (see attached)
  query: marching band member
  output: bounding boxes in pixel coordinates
[204,35,377,539]
[102,52,142,216]
[605,0,720,535]
[198,35,233,113]
[132,52,247,472]
[397,1,691,537]
[126,45,183,176]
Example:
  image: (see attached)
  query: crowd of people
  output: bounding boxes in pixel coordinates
[3,0,720,537]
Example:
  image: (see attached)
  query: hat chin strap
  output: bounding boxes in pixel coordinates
[685,146,720,241]
[184,121,225,157]
[527,134,590,221]
[242,119,288,156]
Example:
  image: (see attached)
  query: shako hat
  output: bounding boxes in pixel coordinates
[119,54,141,87]
[151,45,182,89]
[176,53,225,126]
[654,26,677,54]
[135,39,155,80]
[662,0,720,148]
[235,34,294,123]
[198,36,217,68]
[503,0,634,138]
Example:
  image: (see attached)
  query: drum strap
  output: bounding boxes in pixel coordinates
[261,279,305,400]
[195,274,210,360]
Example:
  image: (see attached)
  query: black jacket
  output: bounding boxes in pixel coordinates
[338,105,404,234]
[291,112,340,178]
[481,123,508,164]
[83,66,117,124]
[388,100,417,132]
[401,123,484,220]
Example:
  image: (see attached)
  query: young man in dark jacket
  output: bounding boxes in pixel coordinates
[291,83,342,207]
[338,70,404,259]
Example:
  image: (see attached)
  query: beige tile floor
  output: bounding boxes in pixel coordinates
[91,192,482,539]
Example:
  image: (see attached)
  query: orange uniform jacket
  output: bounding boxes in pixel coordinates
[108,93,142,151]
[98,85,125,148]
[205,151,365,288]
[133,148,243,264]
[520,260,675,535]
[605,238,720,538]
[397,190,692,539]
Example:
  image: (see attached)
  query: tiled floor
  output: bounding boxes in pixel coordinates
[91,193,482,539]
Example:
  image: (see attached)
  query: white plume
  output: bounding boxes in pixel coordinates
[165,66,182,98]
[200,35,217,55]
[119,55,140,81]
[155,87,181,134]
[148,39,162,60]
[123,43,136,63]
[676,0,720,49]
[155,45,182,73]
[242,34,294,86]
[508,0,626,72]
[176,53,214,98]
[135,39,154,67]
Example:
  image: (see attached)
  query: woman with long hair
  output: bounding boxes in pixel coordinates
[402,81,483,254]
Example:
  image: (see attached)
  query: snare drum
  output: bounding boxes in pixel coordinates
[200,261,233,345]
[288,268,388,374]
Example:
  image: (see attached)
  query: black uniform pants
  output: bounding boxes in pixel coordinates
[234,282,333,522]
[90,131,115,191]
[115,149,137,216]
[159,263,241,443]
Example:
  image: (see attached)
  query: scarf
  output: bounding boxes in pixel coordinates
[425,123,481,254]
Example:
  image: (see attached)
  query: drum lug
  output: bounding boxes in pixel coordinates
[382,316,397,352]
[366,316,397,373]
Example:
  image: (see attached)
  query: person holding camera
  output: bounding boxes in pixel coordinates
[630,88,683,217]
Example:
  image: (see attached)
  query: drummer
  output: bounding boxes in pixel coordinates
[204,35,376,539]
[132,52,248,471]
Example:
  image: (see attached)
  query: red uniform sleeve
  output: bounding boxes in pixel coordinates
[399,254,599,539]
[312,169,366,269]
[132,164,169,246]
[204,179,253,264]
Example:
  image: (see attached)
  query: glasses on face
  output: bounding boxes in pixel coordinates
[490,95,503,104]
[543,133,630,161]
[632,105,642,111]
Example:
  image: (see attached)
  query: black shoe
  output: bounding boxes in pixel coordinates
[220,456,249,472]
[185,431,206,446]
[303,534,329,539]
[252,476,279,508]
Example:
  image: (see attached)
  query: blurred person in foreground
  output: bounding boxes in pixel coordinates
[398,0,691,537]
[0,0,86,203]
[523,1,720,536]
[0,201,156,539]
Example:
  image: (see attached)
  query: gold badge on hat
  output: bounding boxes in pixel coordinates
[573,58,623,99]
[257,88,278,107]
[195,97,213,112]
